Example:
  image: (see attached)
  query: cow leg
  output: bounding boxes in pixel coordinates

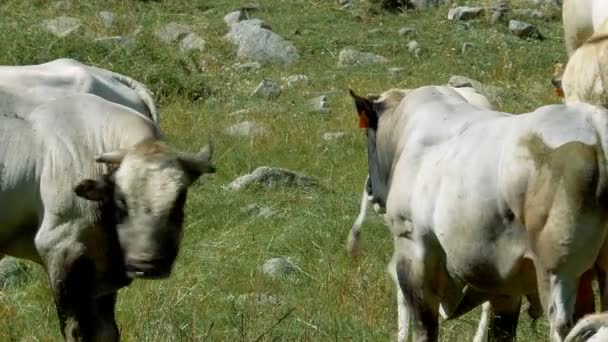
[346,178,370,257]
[472,302,492,342]
[488,295,521,342]
[93,292,119,341]
[394,255,439,342]
[396,287,410,342]
[537,269,577,342]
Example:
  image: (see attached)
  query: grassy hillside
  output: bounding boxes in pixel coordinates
[0,0,566,340]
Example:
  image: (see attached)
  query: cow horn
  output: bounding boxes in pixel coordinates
[95,150,126,165]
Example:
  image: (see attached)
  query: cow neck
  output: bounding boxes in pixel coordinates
[366,128,389,208]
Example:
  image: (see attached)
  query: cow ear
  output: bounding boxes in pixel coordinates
[178,142,216,184]
[349,89,377,129]
[74,179,111,201]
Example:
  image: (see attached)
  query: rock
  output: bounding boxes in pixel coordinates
[0,257,31,289]
[225,121,269,137]
[228,109,251,118]
[234,293,280,305]
[339,0,354,9]
[225,19,299,65]
[508,20,543,39]
[179,33,206,52]
[224,10,248,26]
[322,132,346,141]
[447,7,484,21]
[488,0,508,23]
[337,48,388,68]
[461,42,473,54]
[310,95,329,113]
[398,27,415,36]
[281,74,309,88]
[388,67,405,78]
[262,257,298,278]
[154,22,193,43]
[233,61,262,72]
[98,11,115,28]
[43,16,82,37]
[407,40,421,56]
[95,36,136,49]
[513,9,545,19]
[241,203,277,218]
[448,75,502,105]
[226,166,318,191]
[251,79,282,99]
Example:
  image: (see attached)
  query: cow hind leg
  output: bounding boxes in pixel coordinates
[94,292,119,342]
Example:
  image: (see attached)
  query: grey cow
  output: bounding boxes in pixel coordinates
[0,93,214,341]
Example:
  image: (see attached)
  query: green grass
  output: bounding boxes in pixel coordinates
[0,0,566,340]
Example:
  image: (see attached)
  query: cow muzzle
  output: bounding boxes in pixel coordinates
[125,257,172,279]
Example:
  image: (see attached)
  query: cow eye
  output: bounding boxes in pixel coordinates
[115,194,128,212]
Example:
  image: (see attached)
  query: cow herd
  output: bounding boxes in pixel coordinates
[3,1,608,341]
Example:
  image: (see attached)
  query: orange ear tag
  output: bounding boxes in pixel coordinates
[554,87,564,98]
[358,112,370,128]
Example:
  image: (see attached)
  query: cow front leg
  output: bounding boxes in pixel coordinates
[488,295,521,342]
[537,269,577,342]
[93,292,119,341]
[394,257,439,342]
[49,251,99,341]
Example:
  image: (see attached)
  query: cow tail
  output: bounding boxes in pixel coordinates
[109,71,159,125]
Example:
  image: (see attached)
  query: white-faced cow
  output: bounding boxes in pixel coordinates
[0,93,214,341]
[351,85,608,341]
[0,58,159,124]
[565,312,608,342]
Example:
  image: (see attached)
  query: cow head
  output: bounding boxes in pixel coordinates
[74,139,216,279]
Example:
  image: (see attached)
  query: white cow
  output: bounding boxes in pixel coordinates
[563,0,608,56]
[565,312,608,342]
[0,93,214,341]
[0,58,159,124]
[351,85,608,341]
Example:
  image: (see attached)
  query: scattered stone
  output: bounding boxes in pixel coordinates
[337,48,388,68]
[447,7,484,21]
[262,257,298,278]
[43,16,82,37]
[398,27,415,36]
[179,32,206,52]
[368,28,382,34]
[98,11,115,28]
[461,42,474,54]
[388,67,405,78]
[281,74,309,88]
[94,36,136,49]
[225,121,269,137]
[407,40,421,56]
[322,132,346,141]
[233,61,262,72]
[488,0,509,23]
[448,75,503,105]
[154,22,193,43]
[234,293,281,306]
[310,95,329,113]
[339,0,354,9]
[224,10,248,26]
[508,20,543,39]
[513,9,545,19]
[241,203,277,218]
[251,79,282,99]
[0,257,31,289]
[226,166,318,191]
[225,19,299,65]
[228,109,251,118]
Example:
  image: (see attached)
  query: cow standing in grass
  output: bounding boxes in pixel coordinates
[351,85,608,341]
[0,93,215,341]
